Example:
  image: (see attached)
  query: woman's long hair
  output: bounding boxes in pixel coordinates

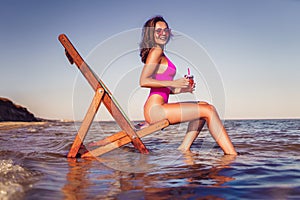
[139,16,170,63]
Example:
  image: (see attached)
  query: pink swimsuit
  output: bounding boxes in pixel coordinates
[148,57,176,103]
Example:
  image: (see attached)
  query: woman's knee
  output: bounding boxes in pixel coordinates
[198,103,217,116]
[207,104,217,113]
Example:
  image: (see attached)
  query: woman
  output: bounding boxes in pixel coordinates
[139,16,237,155]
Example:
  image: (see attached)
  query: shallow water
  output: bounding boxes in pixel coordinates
[0,119,299,199]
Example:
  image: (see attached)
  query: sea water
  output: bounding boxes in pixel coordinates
[0,119,299,199]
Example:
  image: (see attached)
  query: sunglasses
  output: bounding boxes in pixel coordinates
[154,28,171,36]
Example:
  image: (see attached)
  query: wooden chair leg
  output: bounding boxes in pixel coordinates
[67,88,104,158]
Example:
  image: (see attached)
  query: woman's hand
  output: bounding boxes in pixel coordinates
[171,77,190,88]
[171,78,195,94]
[180,82,195,93]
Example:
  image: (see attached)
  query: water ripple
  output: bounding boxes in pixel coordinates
[0,119,299,199]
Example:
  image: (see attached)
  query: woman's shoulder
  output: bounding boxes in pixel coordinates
[149,47,163,57]
[147,47,163,62]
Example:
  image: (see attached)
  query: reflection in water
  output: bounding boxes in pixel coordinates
[62,158,94,199]
[62,151,236,199]
[181,152,236,187]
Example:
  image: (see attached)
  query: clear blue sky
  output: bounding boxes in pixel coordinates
[1,0,299,120]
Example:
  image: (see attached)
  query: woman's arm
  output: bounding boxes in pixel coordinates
[170,83,195,94]
[140,48,189,89]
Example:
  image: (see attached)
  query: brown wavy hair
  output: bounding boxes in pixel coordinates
[139,16,170,63]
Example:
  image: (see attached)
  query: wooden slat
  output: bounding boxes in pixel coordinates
[89,131,127,146]
[67,88,104,158]
[59,34,149,154]
[137,120,169,138]
[82,135,131,158]
[82,120,169,157]
[88,119,169,147]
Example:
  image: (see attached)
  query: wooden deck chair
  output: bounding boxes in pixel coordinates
[58,34,169,158]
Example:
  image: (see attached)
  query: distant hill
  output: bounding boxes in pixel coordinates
[0,97,39,122]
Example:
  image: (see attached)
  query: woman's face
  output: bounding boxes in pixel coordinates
[154,21,170,46]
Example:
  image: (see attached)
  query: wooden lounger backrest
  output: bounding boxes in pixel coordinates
[59,34,133,127]
[58,34,149,154]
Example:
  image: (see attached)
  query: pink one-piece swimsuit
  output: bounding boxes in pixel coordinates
[148,57,176,103]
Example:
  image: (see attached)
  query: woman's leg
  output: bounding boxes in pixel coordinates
[178,118,206,152]
[163,102,237,155]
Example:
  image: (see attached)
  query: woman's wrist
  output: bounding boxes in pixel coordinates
[171,87,181,94]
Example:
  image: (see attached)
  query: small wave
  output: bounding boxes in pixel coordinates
[0,159,41,200]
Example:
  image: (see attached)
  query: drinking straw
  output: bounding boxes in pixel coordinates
[188,68,190,76]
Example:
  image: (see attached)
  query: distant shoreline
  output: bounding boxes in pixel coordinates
[0,121,48,130]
